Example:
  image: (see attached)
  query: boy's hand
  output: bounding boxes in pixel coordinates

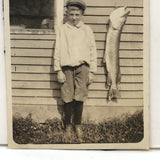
[57,71,66,83]
[88,72,94,85]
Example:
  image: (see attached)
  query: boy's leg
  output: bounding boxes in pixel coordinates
[62,63,89,142]
[72,101,83,125]
[73,63,89,142]
[73,63,89,126]
[74,63,89,102]
[72,101,84,142]
[61,66,74,103]
[63,102,74,127]
[61,66,74,131]
[63,102,75,141]
[74,101,84,142]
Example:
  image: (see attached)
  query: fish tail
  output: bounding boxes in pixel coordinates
[108,86,119,101]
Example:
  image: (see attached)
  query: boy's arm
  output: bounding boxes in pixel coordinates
[54,28,61,72]
[89,27,97,73]
[54,28,66,83]
[87,27,97,84]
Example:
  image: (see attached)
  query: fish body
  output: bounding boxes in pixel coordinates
[104,7,130,101]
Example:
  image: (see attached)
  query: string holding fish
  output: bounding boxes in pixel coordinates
[103,7,130,102]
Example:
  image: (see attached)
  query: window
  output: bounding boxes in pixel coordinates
[9,0,64,30]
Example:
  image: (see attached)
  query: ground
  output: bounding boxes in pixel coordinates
[13,111,143,144]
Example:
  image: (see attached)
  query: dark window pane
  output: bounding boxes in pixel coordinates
[10,0,55,29]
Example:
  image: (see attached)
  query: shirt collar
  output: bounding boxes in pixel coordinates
[65,21,84,29]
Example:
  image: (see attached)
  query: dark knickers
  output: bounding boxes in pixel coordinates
[61,63,89,103]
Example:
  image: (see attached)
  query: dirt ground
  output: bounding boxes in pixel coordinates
[13,111,143,144]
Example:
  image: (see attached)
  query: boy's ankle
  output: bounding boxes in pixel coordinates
[65,124,72,131]
[75,125,83,143]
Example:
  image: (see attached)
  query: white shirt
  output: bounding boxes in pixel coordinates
[54,21,97,73]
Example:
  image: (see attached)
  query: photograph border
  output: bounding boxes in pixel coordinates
[4,0,150,149]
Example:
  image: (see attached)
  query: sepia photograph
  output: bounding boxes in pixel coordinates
[4,0,149,149]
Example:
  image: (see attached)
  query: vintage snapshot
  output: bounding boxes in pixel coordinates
[4,0,149,149]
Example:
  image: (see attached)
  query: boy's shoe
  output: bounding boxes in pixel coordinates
[75,125,83,143]
[64,124,72,135]
[63,124,73,143]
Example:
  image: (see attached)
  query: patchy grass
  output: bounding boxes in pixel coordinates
[13,111,143,144]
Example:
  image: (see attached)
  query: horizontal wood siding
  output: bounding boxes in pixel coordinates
[11,0,144,115]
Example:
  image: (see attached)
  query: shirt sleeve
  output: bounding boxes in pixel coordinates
[88,27,97,73]
[53,28,61,72]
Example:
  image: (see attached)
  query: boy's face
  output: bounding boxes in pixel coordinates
[67,6,83,26]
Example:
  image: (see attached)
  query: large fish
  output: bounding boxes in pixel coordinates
[103,7,130,101]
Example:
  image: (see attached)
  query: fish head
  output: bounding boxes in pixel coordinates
[122,6,130,17]
[110,7,130,30]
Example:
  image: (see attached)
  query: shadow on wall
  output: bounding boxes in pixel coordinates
[50,44,64,121]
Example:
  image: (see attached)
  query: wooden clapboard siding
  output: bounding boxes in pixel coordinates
[82,16,143,25]
[11,49,143,58]
[64,0,143,7]
[12,89,143,99]
[12,73,143,82]
[11,65,143,75]
[89,24,143,33]
[10,0,144,112]
[11,40,143,50]
[12,81,143,91]
[22,76,142,84]
[11,57,143,67]
[10,33,143,42]
[12,97,143,107]
[85,8,143,16]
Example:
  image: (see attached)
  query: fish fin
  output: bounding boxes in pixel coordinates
[117,70,121,84]
[106,72,112,86]
[103,52,106,63]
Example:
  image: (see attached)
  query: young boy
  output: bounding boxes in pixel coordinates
[54,0,97,141]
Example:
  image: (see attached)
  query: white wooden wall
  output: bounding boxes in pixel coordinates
[11,0,144,122]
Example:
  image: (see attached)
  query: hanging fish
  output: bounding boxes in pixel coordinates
[103,7,130,101]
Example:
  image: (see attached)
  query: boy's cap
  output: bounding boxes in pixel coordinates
[66,0,86,11]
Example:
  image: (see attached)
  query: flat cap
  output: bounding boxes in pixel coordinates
[66,0,86,11]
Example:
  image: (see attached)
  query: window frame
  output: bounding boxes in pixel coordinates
[10,0,64,34]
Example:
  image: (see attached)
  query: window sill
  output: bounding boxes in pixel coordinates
[10,27,55,35]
